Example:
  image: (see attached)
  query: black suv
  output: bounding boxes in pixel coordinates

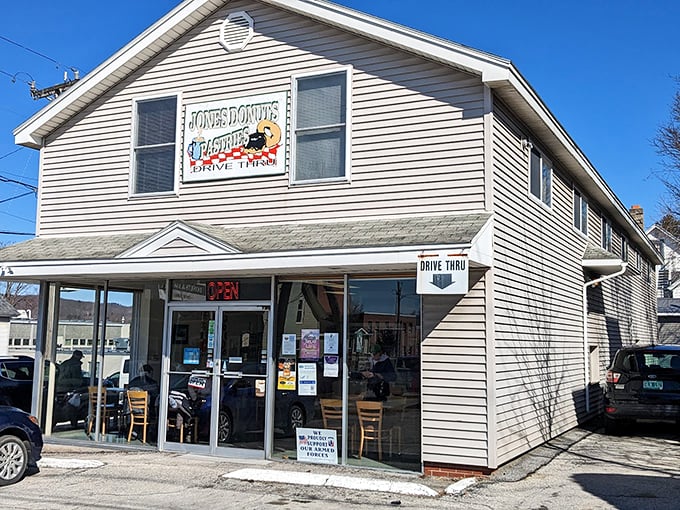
[604,344,680,433]
[0,356,34,413]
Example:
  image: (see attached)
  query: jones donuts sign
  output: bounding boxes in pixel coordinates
[183,91,287,182]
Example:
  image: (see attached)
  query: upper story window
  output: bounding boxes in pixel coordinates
[132,95,178,195]
[573,188,588,235]
[621,236,628,262]
[292,68,350,183]
[529,147,552,207]
[601,216,612,252]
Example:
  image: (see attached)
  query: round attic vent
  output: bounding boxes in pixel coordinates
[220,11,254,52]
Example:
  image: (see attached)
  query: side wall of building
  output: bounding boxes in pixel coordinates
[491,103,597,465]
[491,100,658,466]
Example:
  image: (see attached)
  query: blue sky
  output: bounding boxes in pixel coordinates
[0,0,677,247]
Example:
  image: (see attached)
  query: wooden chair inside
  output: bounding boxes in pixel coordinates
[87,386,113,436]
[356,400,384,460]
[166,413,198,443]
[127,390,149,443]
[321,398,354,451]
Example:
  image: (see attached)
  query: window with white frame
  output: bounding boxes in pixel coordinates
[601,216,612,252]
[292,68,349,183]
[529,147,552,206]
[132,95,178,195]
[621,236,628,262]
[573,188,588,235]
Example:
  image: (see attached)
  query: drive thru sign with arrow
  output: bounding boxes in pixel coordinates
[416,252,469,295]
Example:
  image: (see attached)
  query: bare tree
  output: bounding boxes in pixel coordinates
[0,280,34,310]
[654,80,680,217]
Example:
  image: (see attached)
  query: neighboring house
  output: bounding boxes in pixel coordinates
[0,0,660,476]
[657,298,680,344]
[0,297,19,356]
[647,222,680,343]
[646,222,680,298]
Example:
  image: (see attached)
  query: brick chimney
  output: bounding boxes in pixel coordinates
[629,204,644,229]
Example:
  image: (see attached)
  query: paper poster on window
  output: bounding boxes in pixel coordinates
[241,332,250,347]
[184,347,200,365]
[298,363,317,396]
[324,355,339,378]
[255,379,266,397]
[277,358,296,390]
[300,329,320,360]
[324,332,339,355]
[183,91,288,182]
[296,428,337,465]
[207,320,215,348]
[282,334,296,356]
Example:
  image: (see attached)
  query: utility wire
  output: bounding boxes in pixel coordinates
[0,34,77,73]
[0,176,37,193]
[0,191,34,204]
[0,230,34,236]
[0,148,23,160]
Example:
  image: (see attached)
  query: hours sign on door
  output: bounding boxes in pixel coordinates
[416,253,469,294]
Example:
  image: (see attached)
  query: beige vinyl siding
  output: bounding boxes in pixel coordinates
[37,1,486,236]
[421,271,488,467]
[492,104,589,465]
[587,258,658,379]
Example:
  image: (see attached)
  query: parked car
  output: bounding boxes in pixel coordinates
[0,356,34,413]
[0,405,43,486]
[603,344,680,433]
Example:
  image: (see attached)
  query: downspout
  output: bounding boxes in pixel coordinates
[582,262,627,413]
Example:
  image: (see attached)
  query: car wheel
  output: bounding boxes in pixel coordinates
[286,404,306,435]
[0,435,29,486]
[218,411,233,443]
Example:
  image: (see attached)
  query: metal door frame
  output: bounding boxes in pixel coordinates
[159,302,272,458]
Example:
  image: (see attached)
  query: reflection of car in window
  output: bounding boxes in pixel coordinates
[0,356,35,413]
[169,364,315,443]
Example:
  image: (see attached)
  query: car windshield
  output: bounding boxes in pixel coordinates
[0,362,34,380]
[635,351,680,373]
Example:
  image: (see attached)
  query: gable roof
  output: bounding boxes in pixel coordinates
[12,0,660,264]
[0,297,18,319]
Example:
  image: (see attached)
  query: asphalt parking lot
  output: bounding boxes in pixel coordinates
[2,420,679,509]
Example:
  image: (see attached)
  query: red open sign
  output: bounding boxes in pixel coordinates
[206,280,240,301]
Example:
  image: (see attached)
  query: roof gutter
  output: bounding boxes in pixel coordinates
[582,262,628,413]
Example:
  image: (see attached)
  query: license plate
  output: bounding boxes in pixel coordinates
[643,380,663,390]
[188,375,207,389]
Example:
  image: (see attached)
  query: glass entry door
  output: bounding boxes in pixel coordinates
[165,307,268,453]
[216,310,268,450]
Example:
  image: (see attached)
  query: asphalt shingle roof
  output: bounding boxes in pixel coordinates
[0,297,18,318]
[582,242,620,261]
[0,213,491,262]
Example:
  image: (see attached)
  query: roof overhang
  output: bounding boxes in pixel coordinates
[0,243,490,284]
[0,214,493,284]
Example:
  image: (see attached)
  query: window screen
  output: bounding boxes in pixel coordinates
[294,71,347,182]
[133,97,177,194]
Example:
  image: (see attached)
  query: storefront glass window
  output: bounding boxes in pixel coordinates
[40,282,165,446]
[272,277,421,472]
[347,278,421,472]
[272,279,344,459]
